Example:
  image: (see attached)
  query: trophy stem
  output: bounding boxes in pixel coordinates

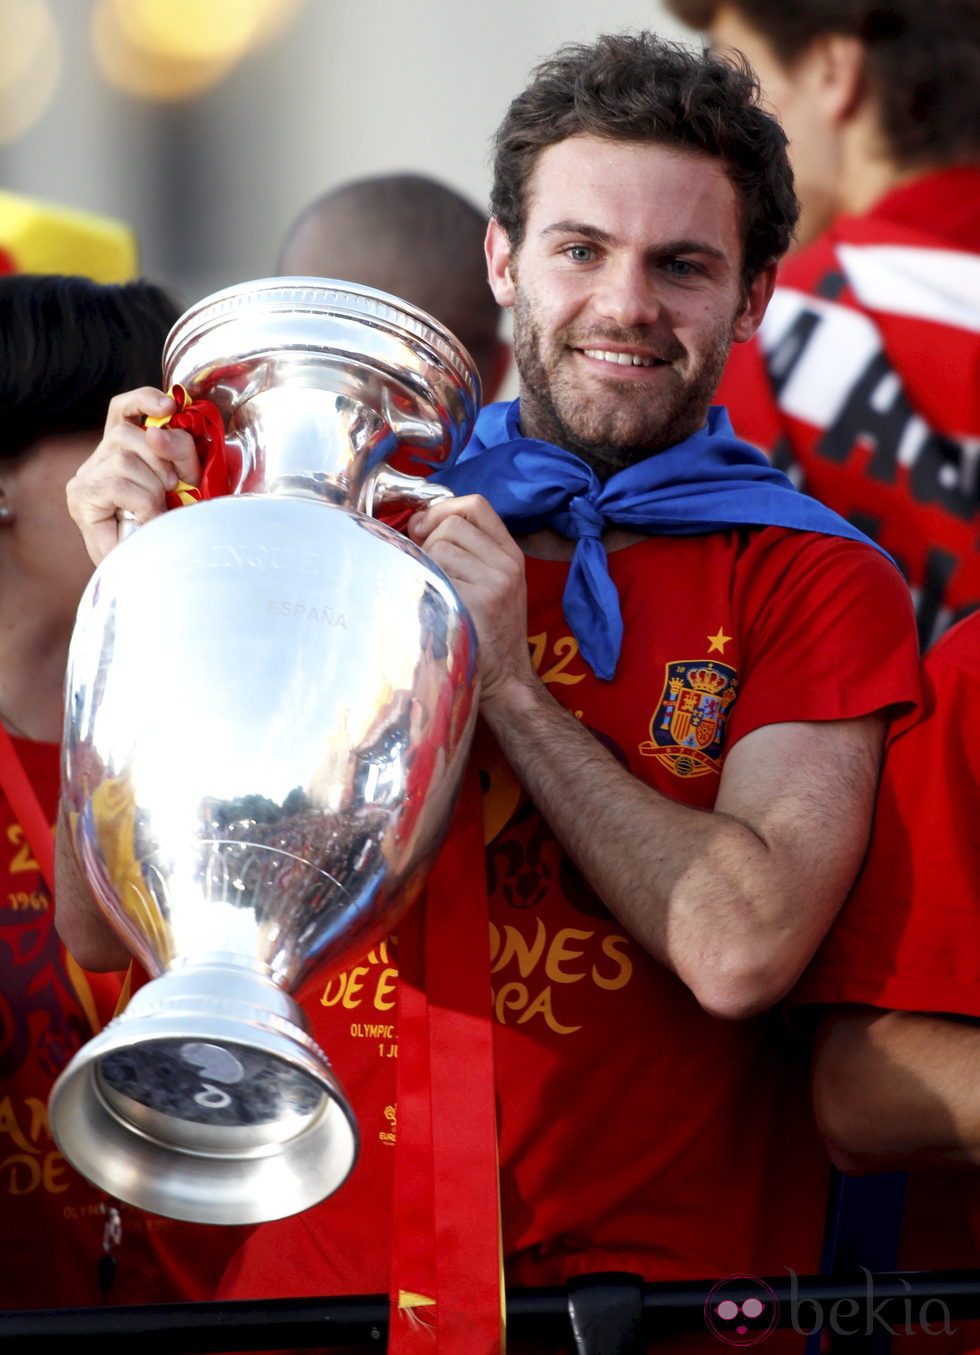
[49,964,358,1225]
[231,384,395,503]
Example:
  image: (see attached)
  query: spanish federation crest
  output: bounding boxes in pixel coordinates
[639,661,738,778]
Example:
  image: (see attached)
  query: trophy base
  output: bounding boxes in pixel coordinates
[49,963,359,1225]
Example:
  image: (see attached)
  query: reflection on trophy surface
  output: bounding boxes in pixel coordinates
[48,278,481,1224]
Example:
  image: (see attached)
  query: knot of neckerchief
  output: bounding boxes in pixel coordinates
[432,399,890,681]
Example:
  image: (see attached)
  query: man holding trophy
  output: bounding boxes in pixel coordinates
[57,31,920,1350]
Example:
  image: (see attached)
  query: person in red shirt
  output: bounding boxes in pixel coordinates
[0,273,248,1309]
[789,611,980,1345]
[57,34,920,1351]
[666,0,980,651]
[795,609,980,1167]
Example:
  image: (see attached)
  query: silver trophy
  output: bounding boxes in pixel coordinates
[48,278,481,1225]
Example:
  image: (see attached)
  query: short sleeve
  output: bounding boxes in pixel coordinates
[790,613,980,1017]
[728,529,920,748]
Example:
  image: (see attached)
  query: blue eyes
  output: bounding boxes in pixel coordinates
[561,246,700,277]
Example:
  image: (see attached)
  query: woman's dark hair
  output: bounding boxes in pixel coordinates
[490,31,799,291]
[666,1,980,170]
[0,273,181,460]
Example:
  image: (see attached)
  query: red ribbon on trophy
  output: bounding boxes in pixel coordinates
[391,766,504,1355]
[145,384,234,506]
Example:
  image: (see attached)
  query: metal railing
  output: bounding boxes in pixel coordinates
[4,1271,980,1353]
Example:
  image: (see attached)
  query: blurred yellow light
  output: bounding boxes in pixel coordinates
[0,0,60,143]
[92,0,300,103]
[92,0,235,101]
[112,0,298,63]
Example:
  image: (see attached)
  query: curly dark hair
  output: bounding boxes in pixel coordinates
[665,0,980,169]
[490,31,799,291]
[0,273,180,461]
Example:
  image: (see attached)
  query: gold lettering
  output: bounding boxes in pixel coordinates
[342,966,369,1008]
[494,982,528,1022]
[593,934,634,990]
[518,986,582,1035]
[539,635,587,687]
[490,919,547,977]
[527,632,548,673]
[26,1098,49,1144]
[43,1152,69,1194]
[350,1023,394,1039]
[374,967,397,1011]
[544,928,591,983]
[494,982,582,1035]
[1,1153,41,1194]
[0,1097,37,1153]
[7,891,48,910]
[7,824,42,875]
[319,974,347,1007]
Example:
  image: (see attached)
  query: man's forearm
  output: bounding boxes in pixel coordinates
[815,1007,980,1173]
[481,674,884,1020]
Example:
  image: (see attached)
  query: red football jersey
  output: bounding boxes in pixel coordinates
[219,524,919,1339]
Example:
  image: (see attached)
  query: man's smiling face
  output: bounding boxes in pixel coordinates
[486,134,774,476]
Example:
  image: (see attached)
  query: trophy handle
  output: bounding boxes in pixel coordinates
[361,465,454,518]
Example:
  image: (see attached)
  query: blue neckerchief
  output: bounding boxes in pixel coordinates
[433,400,890,681]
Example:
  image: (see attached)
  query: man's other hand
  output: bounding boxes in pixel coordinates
[407,493,535,704]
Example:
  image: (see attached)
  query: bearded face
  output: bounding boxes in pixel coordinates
[486,136,770,480]
[510,280,739,479]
